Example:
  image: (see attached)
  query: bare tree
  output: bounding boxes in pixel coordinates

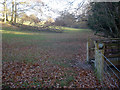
[3,0,7,22]
[10,0,14,22]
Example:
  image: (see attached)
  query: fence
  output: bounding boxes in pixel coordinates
[87,38,120,88]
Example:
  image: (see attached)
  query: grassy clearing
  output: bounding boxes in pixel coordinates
[2,23,95,88]
[49,26,90,32]
[2,28,91,63]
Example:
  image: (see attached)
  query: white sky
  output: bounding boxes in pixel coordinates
[42,0,82,11]
[39,0,85,19]
[26,0,85,20]
[0,0,85,20]
[0,0,119,20]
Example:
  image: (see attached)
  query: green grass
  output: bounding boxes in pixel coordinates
[62,26,88,31]
[2,24,93,87]
[2,25,92,63]
[59,76,74,87]
[49,26,90,32]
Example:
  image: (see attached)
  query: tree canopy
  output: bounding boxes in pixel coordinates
[87,2,120,38]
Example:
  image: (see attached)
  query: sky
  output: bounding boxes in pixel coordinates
[28,0,85,20]
[0,0,86,20]
[42,0,83,11]
[1,0,119,20]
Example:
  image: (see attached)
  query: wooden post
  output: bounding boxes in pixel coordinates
[94,41,104,81]
[87,41,89,62]
[0,22,2,89]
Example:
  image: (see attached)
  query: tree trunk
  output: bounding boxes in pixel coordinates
[4,0,7,23]
[14,0,17,23]
[11,0,14,22]
[6,13,9,21]
[2,11,4,22]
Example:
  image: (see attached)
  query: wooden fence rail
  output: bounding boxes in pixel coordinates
[87,38,120,84]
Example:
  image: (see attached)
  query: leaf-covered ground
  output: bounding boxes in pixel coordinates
[3,61,102,88]
[2,26,105,88]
